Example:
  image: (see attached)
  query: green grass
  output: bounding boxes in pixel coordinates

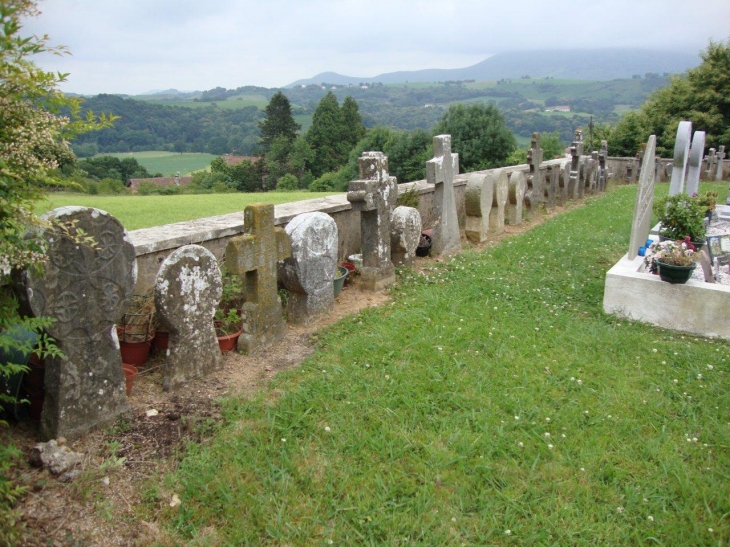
[151,182,730,545]
[37,191,342,230]
[94,151,218,176]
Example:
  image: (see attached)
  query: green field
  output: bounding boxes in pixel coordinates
[94,151,218,176]
[142,99,264,110]
[38,191,342,231]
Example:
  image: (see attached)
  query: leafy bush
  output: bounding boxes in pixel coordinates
[653,194,706,241]
[276,173,299,192]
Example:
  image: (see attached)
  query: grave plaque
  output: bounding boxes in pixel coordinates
[155,245,223,391]
[489,170,509,235]
[707,234,730,266]
[507,171,526,225]
[669,121,692,195]
[524,132,545,212]
[226,203,291,354]
[426,135,461,257]
[628,135,657,260]
[465,172,494,243]
[686,131,706,196]
[347,151,397,290]
[23,207,135,440]
[390,206,422,267]
[279,212,338,324]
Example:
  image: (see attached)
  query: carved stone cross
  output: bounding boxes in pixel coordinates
[597,140,608,192]
[225,203,291,354]
[524,132,545,213]
[568,130,584,199]
[426,134,461,257]
[717,145,726,181]
[347,151,397,290]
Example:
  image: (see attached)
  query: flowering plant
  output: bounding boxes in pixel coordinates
[644,237,697,273]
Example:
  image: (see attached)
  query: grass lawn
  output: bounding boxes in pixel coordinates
[93,151,218,176]
[150,182,730,545]
[37,191,342,231]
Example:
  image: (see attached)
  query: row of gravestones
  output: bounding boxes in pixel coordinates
[20,132,607,441]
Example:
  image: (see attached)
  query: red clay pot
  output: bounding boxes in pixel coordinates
[122,363,138,396]
[217,330,243,353]
[152,330,169,354]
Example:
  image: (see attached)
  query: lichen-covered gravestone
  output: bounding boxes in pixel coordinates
[524,132,545,213]
[465,172,493,243]
[23,207,135,441]
[716,145,726,181]
[155,245,222,391]
[507,171,526,225]
[557,160,570,205]
[568,130,584,199]
[686,130,706,196]
[347,151,397,290]
[426,135,461,257]
[226,203,291,354]
[669,121,692,196]
[489,170,509,235]
[628,135,657,260]
[544,164,557,209]
[278,212,338,324]
[597,141,609,192]
[705,148,717,180]
[390,206,422,267]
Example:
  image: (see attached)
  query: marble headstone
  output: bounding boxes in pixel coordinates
[685,130,706,196]
[426,135,461,257]
[669,121,692,195]
[628,135,657,260]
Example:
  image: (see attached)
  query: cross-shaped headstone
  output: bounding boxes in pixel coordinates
[524,132,544,213]
[23,207,135,440]
[716,145,726,181]
[598,140,608,192]
[568,130,584,199]
[686,130,706,196]
[628,135,657,260]
[669,120,692,195]
[347,151,397,290]
[426,135,461,257]
[225,203,291,354]
[705,148,717,181]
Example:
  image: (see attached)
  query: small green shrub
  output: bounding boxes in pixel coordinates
[396,187,420,208]
[653,193,706,241]
[276,174,299,192]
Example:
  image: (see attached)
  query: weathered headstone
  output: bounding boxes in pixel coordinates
[278,212,338,324]
[507,171,527,225]
[465,172,494,243]
[705,148,717,181]
[390,206,422,267]
[568,130,584,199]
[544,164,557,209]
[585,151,599,194]
[23,207,135,440]
[686,130,706,196]
[524,132,545,213]
[155,245,223,391]
[426,135,461,257]
[717,145,726,181]
[226,203,291,354]
[489,170,509,235]
[347,151,397,290]
[557,161,570,205]
[597,140,608,192]
[628,135,657,260]
[669,120,692,195]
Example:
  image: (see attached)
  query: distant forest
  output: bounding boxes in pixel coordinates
[70,75,672,157]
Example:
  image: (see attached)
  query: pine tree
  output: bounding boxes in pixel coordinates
[306,92,348,177]
[258,91,300,153]
[341,96,366,148]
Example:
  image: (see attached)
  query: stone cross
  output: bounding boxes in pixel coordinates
[23,207,135,440]
[586,151,599,194]
[225,203,291,354]
[489,170,509,235]
[717,145,726,181]
[628,135,657,260]
[669,120,692,195]
[426,134,461,257]
[347,151,397,290]
[685,130,706,196]
[524,132,545,213]
[465,172,494,243]
[705,148,717,181]
[278,212,338,324]
[155,245,223,391]
[568,130,584,199]
[507,171,526,225]
[597,140,608,192]
[390,206,422,267]
[544,164,557,209]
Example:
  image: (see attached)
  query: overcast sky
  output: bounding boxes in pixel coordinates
[22,0,730,95]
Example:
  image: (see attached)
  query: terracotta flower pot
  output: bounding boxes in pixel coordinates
[217,330,243,353]
[122,363,138,396]
[152,330,169,354]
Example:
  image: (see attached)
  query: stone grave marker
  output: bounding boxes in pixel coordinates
[507,171,526,225]
[557,161,569,205]
[597,140,608,192]
[278,212,338,324]
[705,148,717,180]
[390,206,422,267]
[465,172,494,243]
[544,164,557,209]
[568,130,584,199]
[669,120,692,195]
[155,245,223,391]
[489,170,509,235]
[226,203,291,354]
[586,151,599,194]
[686,130,706,196]
[717,145,726,181]
[524,132,545,213]
[23,207,135,440]
[426,135,460,256]
[347,151,398,290]
[628,135,657,260]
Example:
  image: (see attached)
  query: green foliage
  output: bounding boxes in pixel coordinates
[540,131,565,159]
[341,96,366,148]
[435,102,517,171]
[210,157,264,192]
[653,194,707,241]
[309,170,346,192]
[77,155,152,184]
[258,91,300,153]
[306,92,349,177]
[275,173,299,192]
[396,187,420,208]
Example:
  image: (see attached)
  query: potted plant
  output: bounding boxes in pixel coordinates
[653,194,706,248]
[416,233,432,257]
[697,191,719,222]
[333,265,348,297]
[644,238,698,284]
[214,267,244,352]
[118,292,156,366]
